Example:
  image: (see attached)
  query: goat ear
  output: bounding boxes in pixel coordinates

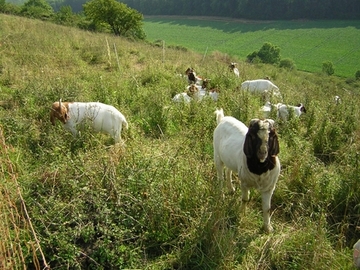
[269,129,280,156]
[249,119,259,127]
[243,132,255,158]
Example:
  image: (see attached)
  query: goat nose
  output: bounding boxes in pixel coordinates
[260,145,267,154]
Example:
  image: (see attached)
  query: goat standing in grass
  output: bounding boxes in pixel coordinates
[277,103,306,121]
[229,62,240,77]
[213,108,280,233]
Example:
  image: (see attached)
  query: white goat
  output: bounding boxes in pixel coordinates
[241,79,281,99]
[213,108,280,233]
[334,95,341,105]
[354,239,360,268]
[50,100,128,143]
[173,79,219,103]
[229,62,240,77]
[172,92,192,103]
[276,103,306,121]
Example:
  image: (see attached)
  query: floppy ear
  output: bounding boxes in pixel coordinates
[243,132,255,158]
[244,119,259,157]
[269,128,280,156]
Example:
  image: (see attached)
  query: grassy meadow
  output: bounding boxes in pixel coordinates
[144,16,360,78]
[1,13,360,269]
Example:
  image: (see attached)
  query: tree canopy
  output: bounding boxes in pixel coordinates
[83,0,145,39]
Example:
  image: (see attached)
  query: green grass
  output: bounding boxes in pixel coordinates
[1,14,360,269]
[144,17,360,78]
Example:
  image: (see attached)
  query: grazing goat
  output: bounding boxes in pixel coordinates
[213,108,280,233]
[172,92,192,103]
[50,99,128,143]
[185,67,202,85]
[241,79,281,100]
[277,103,306,121]
[229,62,240,77]
[198,78,220,101]
[173,79,219,103]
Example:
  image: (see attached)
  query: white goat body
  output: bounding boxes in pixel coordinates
[241,79,281,99]
[276,103,306,121]
[172,92,193,103]
[50,100,128,143]
[213,108,280,232]
[173,79,218,103]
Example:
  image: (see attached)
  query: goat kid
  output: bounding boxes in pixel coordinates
[50,100,128,143]
[213,108,280,233]
[229,62,240,77]
[276,103,306,121]
[185,67,203,85]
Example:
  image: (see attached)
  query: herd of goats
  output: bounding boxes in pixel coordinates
[49,62,347,243]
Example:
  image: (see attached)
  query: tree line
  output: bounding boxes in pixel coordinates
[122,0,360,20]
[35,0,360,20]
[5,0,360,20]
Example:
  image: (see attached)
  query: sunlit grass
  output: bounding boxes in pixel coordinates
[0,13,359,269]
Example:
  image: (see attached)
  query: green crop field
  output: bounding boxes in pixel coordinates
[144,17,360,78]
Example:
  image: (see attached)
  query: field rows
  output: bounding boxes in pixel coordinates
[144,17,360,77]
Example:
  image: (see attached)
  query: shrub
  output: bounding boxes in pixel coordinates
[246,42,281,65]
[355,70,360,80]
[322,61,335,75]
[279,58,296,70]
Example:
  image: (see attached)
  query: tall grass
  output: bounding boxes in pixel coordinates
[0,14,360,269]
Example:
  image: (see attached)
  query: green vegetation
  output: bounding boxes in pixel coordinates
[143,17,360,78]
[83,0,145,38]
[247,42,281,65]
[1,14,360,269]
[1,0,146,40]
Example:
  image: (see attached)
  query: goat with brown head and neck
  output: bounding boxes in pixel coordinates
[213,109,280,233]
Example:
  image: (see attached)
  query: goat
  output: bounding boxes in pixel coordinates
[213,108,280,233]
[334,95,341,105]
[185,67,202,85]
[173,79,218,103]
[276,103,306,121]
[260,101,273,118]
[354,239,360,268]
[229,62,240,77]
[241,79,281,100]
[50,99,128,143]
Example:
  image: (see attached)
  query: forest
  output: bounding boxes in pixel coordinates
[6,0,360,20]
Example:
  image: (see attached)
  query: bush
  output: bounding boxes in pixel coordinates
[279,58,296,70]
[246,42,281,65]
[355,70,360,80]
[322,61,335,75]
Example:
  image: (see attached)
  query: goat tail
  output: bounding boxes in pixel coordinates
[122,118,129,130]
[214,108,224,125]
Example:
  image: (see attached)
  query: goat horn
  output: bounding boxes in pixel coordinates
[59,98,62,108]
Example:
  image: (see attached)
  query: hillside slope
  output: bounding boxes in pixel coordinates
[0,14,359,269]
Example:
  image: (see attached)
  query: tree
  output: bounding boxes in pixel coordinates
[322,61,335,76]
[83,0,145,40]
[247,42,281,65]
[21,0,54,19]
